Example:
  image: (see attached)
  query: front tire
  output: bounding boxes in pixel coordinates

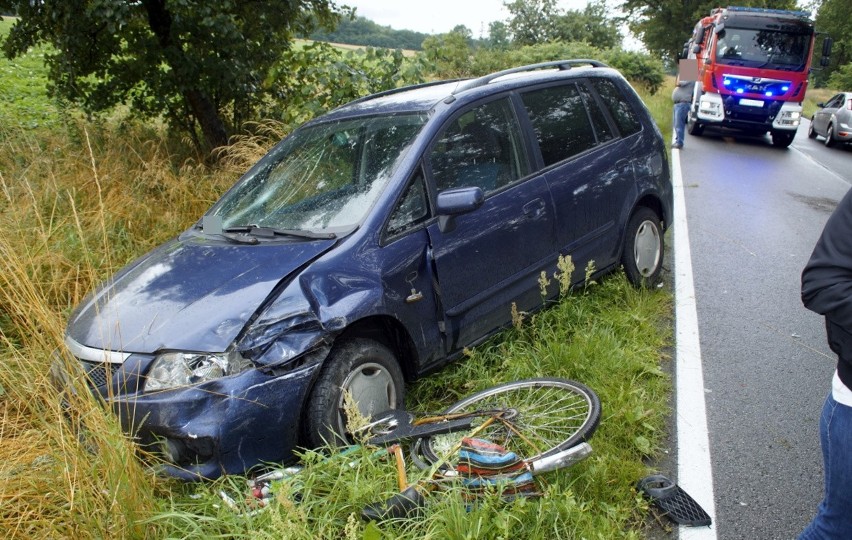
[807,119,817,139]
[621,207,664,287]
[304,338,404,448]
[825,124,837,148]
[771,130,795,148]
[687,109,704,136]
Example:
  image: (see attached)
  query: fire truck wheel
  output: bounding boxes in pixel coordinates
[771,131,795,148]
[687,118,703,136]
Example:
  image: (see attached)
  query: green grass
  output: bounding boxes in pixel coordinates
[142,276,671,539]
[0,18,61,130]
[0,37,675,538]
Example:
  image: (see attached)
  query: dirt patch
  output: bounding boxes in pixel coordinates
[787,192,839,214]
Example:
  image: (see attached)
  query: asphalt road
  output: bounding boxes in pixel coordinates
[677,119,851,539]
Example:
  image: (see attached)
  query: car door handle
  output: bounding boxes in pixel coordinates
[523,198,546,219]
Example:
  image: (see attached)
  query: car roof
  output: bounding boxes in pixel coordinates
[317,60,619,122]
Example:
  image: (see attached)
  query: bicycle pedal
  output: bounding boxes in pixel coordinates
[637,474,711,527]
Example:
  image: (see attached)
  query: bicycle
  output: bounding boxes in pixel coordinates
[356,377,601,521]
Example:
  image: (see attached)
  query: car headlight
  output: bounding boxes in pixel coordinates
[144,351,251,392]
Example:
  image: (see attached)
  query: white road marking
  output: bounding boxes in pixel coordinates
[672,147,718,539]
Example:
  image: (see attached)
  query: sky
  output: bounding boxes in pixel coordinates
[344,0,592,38]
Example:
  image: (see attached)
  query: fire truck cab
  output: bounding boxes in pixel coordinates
[683,6,831,148]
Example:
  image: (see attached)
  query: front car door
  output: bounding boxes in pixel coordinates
[814,94,843,134]
[424,96,556,350]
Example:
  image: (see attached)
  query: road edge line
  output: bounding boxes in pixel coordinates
[672,148,718,539]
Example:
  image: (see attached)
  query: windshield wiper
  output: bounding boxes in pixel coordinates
[224,225,336,240]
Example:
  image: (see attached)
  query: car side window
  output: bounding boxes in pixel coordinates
[828,94,843,109]
[520,83,598,166]
[386,169,430,237]
[590,78,642,137]
[429,98,530,194]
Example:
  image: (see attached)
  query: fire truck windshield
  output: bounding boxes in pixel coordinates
[715,28,809,69]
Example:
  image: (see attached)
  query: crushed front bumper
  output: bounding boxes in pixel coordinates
[52,351,322,480]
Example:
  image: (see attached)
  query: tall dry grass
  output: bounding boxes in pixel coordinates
[0,119,245,538]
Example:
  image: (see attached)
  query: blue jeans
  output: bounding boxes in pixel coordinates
[799,393,852,539]
[673,102,690,146]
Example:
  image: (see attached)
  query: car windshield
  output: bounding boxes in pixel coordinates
[715,28,810,69]
[209,113,428,235]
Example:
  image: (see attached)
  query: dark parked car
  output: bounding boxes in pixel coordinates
[58,60,673,479]
[808,92,852,147]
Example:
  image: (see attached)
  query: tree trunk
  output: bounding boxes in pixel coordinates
[185,89,229,150]
[142,0,229,151]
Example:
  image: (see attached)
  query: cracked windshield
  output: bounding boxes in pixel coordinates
[212,113,428,234]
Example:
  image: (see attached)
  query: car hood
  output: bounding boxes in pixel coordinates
[66,233,336,355]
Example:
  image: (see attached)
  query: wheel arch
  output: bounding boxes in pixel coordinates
[333,315,420,382]
[632,194,666,231]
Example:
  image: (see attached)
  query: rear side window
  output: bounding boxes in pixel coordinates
[520,83,597,166]
[590,78,642,136]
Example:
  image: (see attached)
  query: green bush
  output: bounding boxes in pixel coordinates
[827,62,852,91]
[421,41,665,95]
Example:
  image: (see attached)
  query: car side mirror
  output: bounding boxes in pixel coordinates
[816,102,825,108]
[436,187,484,233]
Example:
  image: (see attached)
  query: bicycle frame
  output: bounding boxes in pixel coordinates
[360,406,594,521]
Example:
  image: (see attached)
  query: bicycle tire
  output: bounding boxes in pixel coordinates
[415,378,601,468]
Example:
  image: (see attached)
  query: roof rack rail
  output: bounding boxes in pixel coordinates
[452,59,609,95]
[332,78,465,110]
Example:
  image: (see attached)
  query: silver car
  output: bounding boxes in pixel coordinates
[808,92,852,147]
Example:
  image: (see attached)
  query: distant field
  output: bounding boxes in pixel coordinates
[295,37,418,57]
[0,17,60,129]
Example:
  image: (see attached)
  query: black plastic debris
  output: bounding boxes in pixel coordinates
[638,474,712,527]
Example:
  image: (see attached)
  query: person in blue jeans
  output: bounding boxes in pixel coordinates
[671,78,695,149]
[800,186,852,539]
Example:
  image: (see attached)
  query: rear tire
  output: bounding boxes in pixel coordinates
[304,338,404,448]
[621,207,664,287]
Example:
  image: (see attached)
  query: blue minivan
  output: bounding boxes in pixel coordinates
[60,60,672,479]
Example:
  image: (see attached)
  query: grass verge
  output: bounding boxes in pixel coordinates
[0,35,674,537]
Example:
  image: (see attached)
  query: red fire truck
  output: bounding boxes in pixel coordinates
[682,6,832,148]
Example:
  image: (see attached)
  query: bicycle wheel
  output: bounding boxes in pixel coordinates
[417,378,600,467]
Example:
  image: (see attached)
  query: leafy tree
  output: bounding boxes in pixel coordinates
[620,0,798,66]
[422,28,474,78]
[552,0,621,49]
[827,63,852,89]
[812,0,851,87]
[505,0,622,49]
[0,0,343,152]
[487,21,511,50]
[504,0,559,46]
